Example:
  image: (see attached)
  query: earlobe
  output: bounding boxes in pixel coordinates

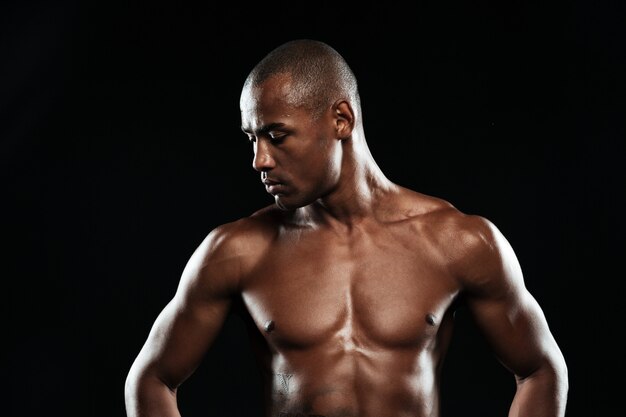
[333,100,355,140]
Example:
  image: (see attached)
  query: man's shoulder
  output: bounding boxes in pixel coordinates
[397,190,511,290]
[397,187,497,251]
[195,204,282,261]
[395,187,462,225]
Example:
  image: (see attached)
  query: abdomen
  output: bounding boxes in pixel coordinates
[266,340,443,417]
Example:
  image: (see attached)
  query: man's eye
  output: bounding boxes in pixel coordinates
[269,133,286,142]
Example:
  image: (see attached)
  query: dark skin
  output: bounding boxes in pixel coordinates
[125,73,568,417]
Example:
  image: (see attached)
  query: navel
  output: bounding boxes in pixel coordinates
[264,319,275,333]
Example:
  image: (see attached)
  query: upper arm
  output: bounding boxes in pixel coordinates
[128,224,245,389]
[455,216,566,379]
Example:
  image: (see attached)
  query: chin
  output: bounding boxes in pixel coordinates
[274,196,298,211]
[274,193,315,211]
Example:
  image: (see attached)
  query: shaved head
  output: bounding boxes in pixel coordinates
[243,39,361,119]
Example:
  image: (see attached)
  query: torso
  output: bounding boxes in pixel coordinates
[234,189,469,417]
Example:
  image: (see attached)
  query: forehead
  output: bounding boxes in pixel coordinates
[240,74,300,130]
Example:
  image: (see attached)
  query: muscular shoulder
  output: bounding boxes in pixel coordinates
[392,188,465,237]
[202,207,279,259]
[178,206,280,298]
[398,190,520,296]
[427,208,522,298]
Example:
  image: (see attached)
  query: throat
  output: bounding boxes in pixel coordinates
[305,168,397,228]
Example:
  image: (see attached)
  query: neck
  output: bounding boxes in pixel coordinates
[300,132,397,228]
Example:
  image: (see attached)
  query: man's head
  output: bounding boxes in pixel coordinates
[243,39,360,120]
[240,39,362,210]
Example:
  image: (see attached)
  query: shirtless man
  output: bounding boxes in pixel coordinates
[125,39,568,417]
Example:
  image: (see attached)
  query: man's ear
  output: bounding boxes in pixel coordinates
[332,100,355,140]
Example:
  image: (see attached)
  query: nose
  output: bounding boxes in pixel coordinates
[252,139,276,172]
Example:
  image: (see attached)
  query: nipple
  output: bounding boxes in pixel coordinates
[264,319,275,333]
[425,313,437,326]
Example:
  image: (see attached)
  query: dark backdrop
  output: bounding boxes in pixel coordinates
[4,1,624,416]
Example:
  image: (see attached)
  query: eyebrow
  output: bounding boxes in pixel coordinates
[241,122,287,135]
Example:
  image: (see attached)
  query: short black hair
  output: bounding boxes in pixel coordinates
[244,39,361,118]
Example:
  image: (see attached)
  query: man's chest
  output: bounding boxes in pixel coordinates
[239,231,460,351]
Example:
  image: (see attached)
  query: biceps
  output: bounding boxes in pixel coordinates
[467,290,558,378]
[134,294,233,388]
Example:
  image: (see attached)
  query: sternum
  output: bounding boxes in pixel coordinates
[335,285,363,354]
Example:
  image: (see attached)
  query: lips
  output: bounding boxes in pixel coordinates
[262,178,286,195]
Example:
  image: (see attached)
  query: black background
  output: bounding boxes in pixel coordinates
[4,1,625,416]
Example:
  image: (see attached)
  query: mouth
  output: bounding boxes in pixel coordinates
[262,178,286,195]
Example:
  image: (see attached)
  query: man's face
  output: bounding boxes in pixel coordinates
[240,75,342,210]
